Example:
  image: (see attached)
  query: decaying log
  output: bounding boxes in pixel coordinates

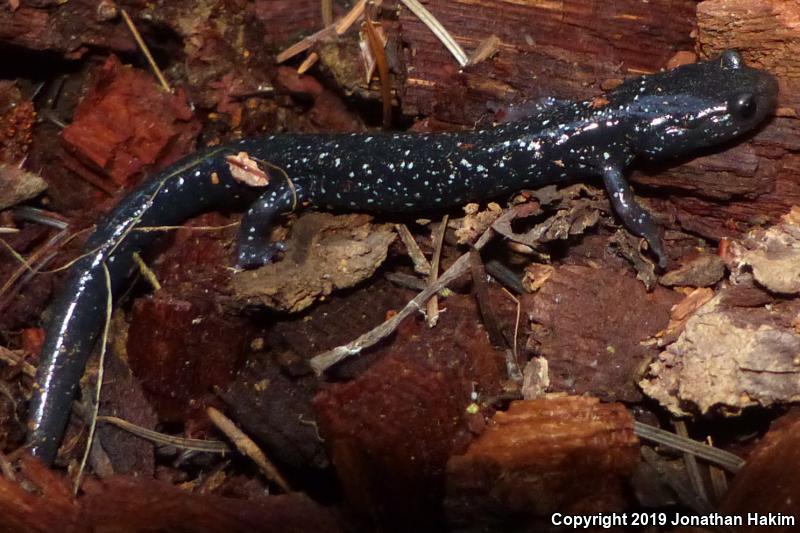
[525,264,680,402]
[445,396,639,530]
[0,2,135,56]
[313,295,507,530]
[399,0,696,121]
[60,56,201,188]
[0,456,343,532]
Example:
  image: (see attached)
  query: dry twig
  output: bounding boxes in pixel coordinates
[310,224,496,374]
[363,10,392,127]
[634,421,744,473]
[0,346,36,378]
[674,420,710,504]
[74,263,112,495]
[120,9,171,92]
[276,0,367,63]
[321,0,333,26]
[400,0,468,67]
[207,406,291,492]
[132,251,161,291]
[297,52,320,74]
[395,224,431,275]
[98,415,230,453]
[467,35,501,66]
[426,215,448,327]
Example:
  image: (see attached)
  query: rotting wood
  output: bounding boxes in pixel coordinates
[399,0,696,121]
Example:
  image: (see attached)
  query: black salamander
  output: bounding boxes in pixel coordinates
[27,51,777,464]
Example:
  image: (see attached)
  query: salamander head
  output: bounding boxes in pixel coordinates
[610,50,778,161]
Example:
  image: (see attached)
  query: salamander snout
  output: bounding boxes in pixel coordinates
[730,93,757,119]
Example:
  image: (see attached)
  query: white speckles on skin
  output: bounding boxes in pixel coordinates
[212,73,748,226]
[649,116,667,127]
[194,171,201,177]
[177,177,185,186]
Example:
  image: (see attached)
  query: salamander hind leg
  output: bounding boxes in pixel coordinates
[601,166,667,270]
[236,182,303,269]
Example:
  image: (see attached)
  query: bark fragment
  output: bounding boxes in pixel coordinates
[445,396,639,530]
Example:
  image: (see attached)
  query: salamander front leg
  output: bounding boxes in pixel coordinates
[601,166,667,269]
[236,182,301,269]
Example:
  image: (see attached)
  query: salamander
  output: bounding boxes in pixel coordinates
[27,50,777,465]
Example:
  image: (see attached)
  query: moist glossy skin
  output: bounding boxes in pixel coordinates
[27,51,777,464]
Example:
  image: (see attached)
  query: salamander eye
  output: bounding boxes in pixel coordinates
[721,50,743,69]
[731,93,757,119]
